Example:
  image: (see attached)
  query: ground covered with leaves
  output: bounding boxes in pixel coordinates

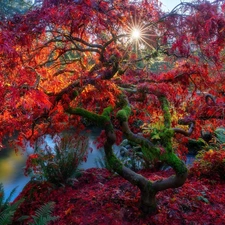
[13,168,225,225]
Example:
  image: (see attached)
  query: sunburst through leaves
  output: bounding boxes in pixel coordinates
[126,10,159,61]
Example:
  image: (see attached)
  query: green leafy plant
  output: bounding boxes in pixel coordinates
[28,202,59,225]
[120,147,146,171]
[15,201,59,225]
[24,134,88,186]
[0,183,58,224]
[119,139,159,171]
[0,183,24,225]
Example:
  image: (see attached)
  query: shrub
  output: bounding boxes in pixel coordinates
[190,147,225,181]
[24,133,88,186]
[119,145,147,171]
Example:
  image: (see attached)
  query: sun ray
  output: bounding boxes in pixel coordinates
[116,5,160,68]
[123,7,159,53]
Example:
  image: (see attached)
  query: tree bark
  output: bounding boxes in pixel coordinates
[67,95,189,214]
[103,120,187,213]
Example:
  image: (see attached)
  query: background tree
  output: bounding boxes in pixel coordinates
[0,0,36,19]
[0,0,224,213]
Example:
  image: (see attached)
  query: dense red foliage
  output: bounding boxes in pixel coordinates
[190,149,225,180]
[0,0,224,149]
[13,168,225,224]
[1,0,225,218]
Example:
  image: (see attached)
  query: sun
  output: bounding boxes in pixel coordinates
[131,27,141,40]
[120,7,159,62]
[127,21,156,50]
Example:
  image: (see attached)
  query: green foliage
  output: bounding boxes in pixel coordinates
[29,202,59,225]
[16,201,58,225]
[0,199,24,225]
[0,0,33,19]
[0,183,58,224]
[120,147,147,171]
[25,133,88,186]
[0,183,24,225]
[190,148,225,181]
[95,145,145,172]
[0,183,16,210]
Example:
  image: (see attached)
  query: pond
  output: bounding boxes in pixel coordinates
[1,129,195,201]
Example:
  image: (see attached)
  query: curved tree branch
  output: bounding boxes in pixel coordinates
[205,93,216,105]
[173,118,195,136]
[66,95,188,213]
[116,95,188,212]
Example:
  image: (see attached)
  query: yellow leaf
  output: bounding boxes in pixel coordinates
[151,134,160,140]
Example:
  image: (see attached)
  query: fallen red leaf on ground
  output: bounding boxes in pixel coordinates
[13,168,225,225]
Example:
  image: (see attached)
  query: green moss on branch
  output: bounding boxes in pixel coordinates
[142,146,160,161]
[66,107,112,129]
[158,96,171,128]
[161,153,187,176]
[116,105,131,122]
[160,128,174,153]
[102,106,113,117]
[105,145,123,173]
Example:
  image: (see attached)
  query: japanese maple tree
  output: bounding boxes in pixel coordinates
[0,0,225,213]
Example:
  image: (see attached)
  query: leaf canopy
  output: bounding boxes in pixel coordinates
[0,0,224,149]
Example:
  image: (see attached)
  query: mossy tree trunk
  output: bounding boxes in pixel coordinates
[67,94,191,214]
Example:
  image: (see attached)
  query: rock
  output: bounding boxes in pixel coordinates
[120,147,128,157]
[120,139,129,147]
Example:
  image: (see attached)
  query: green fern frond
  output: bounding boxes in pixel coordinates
[3,186,18,207]
[0,183,5,209]
[0,198,24,225]
[6,198,24,213]
[30,202,59,225]
[0,183,19,211]
[0,210,14,225]
[33,202,55,218]
[31,215,59,225]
